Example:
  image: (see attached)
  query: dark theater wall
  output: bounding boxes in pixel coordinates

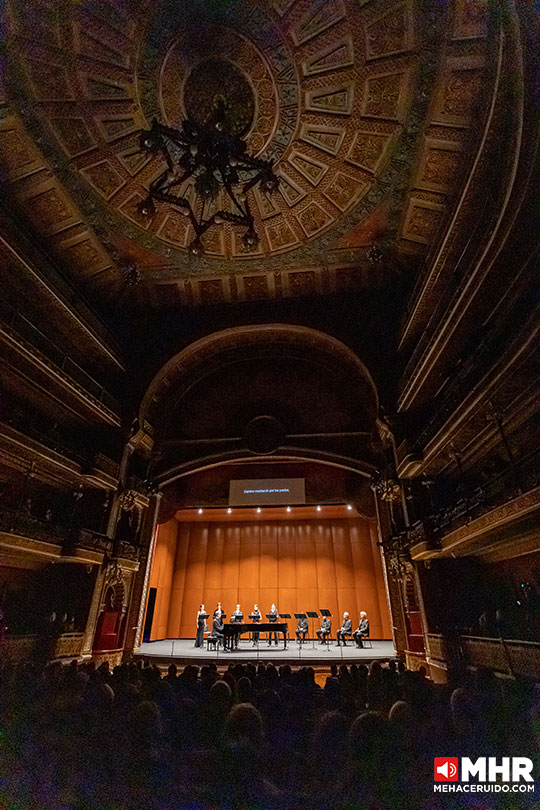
[148,518,392,640]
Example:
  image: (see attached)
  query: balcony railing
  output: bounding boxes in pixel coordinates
[1,405,87,465]
[0,632,84,663]
[0,509,118,558]
[426,633,540,680]
[0,299,119,413]
[114,538,139,560]
[77,528,113,554]
[408,449,540,548]
[0,506,68,543]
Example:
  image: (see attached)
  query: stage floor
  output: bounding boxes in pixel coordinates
[137,638,395,666]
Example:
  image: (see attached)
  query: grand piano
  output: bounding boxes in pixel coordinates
[223,622,288,650]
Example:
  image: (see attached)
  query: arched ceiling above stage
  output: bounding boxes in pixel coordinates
[1,0,491,306]
[136,325,383,483]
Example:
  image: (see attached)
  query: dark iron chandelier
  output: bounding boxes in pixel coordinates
[138,100,279,256]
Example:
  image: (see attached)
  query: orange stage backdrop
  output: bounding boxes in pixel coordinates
[148,518,392,640]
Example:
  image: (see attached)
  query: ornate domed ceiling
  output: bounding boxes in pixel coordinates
[1,0,489,305]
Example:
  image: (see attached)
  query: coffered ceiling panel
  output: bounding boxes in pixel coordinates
[1,0,490,305]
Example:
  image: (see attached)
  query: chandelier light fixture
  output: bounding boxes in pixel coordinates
[137,100,279,256]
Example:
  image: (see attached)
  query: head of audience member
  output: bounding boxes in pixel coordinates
[209,679,233,711]
[450,687,477,741]
[226,702,263,748]
[313,711,349,762]
[237,676,253,703]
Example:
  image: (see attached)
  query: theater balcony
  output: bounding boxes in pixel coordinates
[0,299,121,428]
[0,507,139,568]
[409,449,540,562]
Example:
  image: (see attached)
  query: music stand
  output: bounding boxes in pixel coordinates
[229,614,242,651]
[306,610,319,648]
[279,614,291,648]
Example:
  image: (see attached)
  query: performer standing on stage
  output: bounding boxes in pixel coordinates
[250,603,261,645]
[267,603,279,646]
[316,614,331,643]
[195,604,207,648]
[336,611,352,646]
[296,614,308,642]
[230,603,243,650]
[353,611,369,648]
[213,602,224,619]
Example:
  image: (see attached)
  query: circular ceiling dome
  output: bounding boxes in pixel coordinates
[244,415,287,455]
[184,58,255,135]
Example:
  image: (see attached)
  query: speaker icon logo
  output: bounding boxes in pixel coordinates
[434,758,459,782]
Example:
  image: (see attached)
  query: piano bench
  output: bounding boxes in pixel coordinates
[207,636,221,651]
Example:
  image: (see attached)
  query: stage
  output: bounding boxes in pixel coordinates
[136,638,395,666]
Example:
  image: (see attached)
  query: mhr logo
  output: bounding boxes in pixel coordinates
[434,758,534,783]
[435,758,458,781]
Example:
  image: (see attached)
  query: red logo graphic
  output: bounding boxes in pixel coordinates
[434,758,459,782]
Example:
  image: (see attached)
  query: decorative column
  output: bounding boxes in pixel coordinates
[79,439,135,659]
[372,486,407,657]
[123,490,163,656]
[80,567,107,659]
[105,440,135,538]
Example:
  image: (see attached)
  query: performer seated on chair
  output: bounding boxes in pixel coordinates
[336,612,352,646]
[296,614,308,642]
[250,603,261,645]
[354,611,369,648]
[316,615,331,644]
[211,612,224,648]
[267,603,279,646]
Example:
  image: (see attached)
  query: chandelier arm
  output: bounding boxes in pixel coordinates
[237,155,273,171]
[215,210,250,225]
[153,120,191,148]
[243,196,255,228]
[222,178,249,220]
[149,167,191,198]
[241,170,266,196]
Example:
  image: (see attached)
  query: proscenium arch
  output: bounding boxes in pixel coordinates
[140,323,380,437]
[155,449,377,489]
